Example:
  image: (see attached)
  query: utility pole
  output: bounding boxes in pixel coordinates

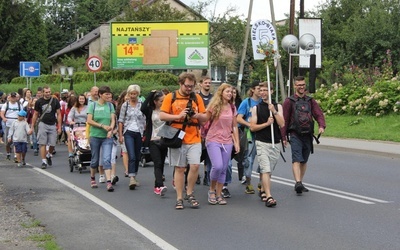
[289,0,295,34]
[237,0,253,94]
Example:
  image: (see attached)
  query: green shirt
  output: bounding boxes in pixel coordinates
[87,101,115,138]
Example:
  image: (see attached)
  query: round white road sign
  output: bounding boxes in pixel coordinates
[86,56,103,72]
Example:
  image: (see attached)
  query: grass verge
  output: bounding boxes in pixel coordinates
[323,114,400,142]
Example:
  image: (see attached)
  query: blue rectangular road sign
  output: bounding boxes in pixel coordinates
[19,61,40,77]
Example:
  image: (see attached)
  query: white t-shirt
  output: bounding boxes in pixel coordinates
[1,101,22,127]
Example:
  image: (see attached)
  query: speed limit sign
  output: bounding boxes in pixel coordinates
[86,56,103,72]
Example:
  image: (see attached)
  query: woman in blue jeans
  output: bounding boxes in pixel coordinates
[87,86,116,192]
[118,84,146,190]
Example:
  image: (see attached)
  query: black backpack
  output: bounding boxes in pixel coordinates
[288,96,314,135]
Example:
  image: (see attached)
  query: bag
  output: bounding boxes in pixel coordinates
[34,97,53,135]
[158,125,183,148]
[288,96,314,135]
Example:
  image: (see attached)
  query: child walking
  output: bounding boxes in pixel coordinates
[7,110,31,167]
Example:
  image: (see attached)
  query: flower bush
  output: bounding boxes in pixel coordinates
[313,49,400,116]
[313,79,400,116]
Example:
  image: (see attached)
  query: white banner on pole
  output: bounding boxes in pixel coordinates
[251,19,278,61]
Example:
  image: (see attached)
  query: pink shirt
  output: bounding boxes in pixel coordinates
[206,105,237,144]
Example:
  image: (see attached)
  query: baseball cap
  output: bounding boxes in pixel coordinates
[10,92,17,97]
[18,110,27,117]
[61,89,69,94]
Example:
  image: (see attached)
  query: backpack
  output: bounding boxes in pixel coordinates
[5,101,22,115]
[288,96,314,135]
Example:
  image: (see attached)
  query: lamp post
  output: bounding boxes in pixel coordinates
[281,34,316,96]
[59,66,74,92]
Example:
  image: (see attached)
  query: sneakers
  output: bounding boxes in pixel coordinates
[295,181,304,194]
[245,184,255,194]
[41,163,47,169]
[91,180,98,188]
[257,183,262,194]
[22,160,26,166]
[99,175,106,183]
[222,187,231,198]
[154,186,167,196]
[46,156,52,166]
[302,183,309,192]
[6,154,10,160]
[241,176,247,185]
[34,150,38,156]
[14,157,18,163]
[111,175,119,185]
[129,177,137,190]
[17,163,22,168]
[107,183,114,192]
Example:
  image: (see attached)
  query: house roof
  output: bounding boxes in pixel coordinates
[48,0,202,60]
[48,27,100,59]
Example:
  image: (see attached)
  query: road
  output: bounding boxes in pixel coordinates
[0,142,399,250]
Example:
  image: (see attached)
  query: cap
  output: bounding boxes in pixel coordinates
[18,110,27,117]
[10,92,17,97]
[251,80,261,89]
[61,89,69,94]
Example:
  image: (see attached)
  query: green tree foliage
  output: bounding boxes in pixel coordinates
[0,0,48,83]
[316,0,400,81]
[189,1,246,69]
[120,0,188,21]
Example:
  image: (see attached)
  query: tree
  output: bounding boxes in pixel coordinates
[120,0,188,22]
[0,0,48,83]
[316,0,400,79]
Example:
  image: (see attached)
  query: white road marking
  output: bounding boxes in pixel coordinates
[32,167,178,250]
[232,169,392,205]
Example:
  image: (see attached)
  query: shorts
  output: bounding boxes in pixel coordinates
[256,141,281,173]
[14,142,28,153]
[290,134,312,163]
[37,122,57,146]
[169,143,202,167]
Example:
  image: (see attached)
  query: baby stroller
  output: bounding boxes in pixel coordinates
[69,124,92,173]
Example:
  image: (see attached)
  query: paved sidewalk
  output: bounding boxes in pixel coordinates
[316,137,400,158]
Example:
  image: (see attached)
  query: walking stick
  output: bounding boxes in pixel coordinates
[266,63,275,148]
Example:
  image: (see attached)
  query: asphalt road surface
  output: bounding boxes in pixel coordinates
[0,142,399,250]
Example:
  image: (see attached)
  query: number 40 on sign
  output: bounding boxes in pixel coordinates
[86,56,103,72]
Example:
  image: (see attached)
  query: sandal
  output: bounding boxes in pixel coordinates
[175,199,184,210]
[265,197,277,207]
[216,196,227,205]
[208,191,217,205]
[260,191,268,202]
[184,193,200,208]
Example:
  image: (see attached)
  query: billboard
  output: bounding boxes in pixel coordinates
[110,21,209,70]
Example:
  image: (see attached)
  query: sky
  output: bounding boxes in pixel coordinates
[180,0,326,23]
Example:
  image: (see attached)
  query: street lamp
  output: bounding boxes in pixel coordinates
[60,66,74,92]
[281,34,316,96]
